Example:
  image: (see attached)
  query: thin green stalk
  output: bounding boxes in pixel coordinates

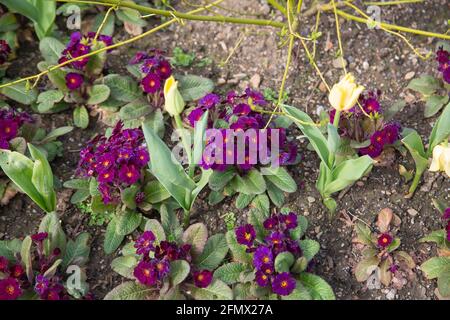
[333,110,341,128]
[267,0,287,16]
[55,0,285,28]
[364,0,424,6]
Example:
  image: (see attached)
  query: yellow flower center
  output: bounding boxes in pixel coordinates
[281,281,288,288]
[6,285,15,295]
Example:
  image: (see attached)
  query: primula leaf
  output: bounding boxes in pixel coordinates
[437,269,450,297]
[39,37,65,64]
[104,282,155,300]
[73,106,89,129]
[225,230,252,265]
[299,239,320,261]
[103,74,142,102]
[87,84,110,105]
[195,233,228,270]
[62,232,90,269]
[407,75,441,95]
[119,99,151,121]
[424,95,449,118]
[104,218,125,254]
[182,223,208,258]
[274,251,295,273]
[235,193,255,209]
[177,75,214,102]
[188,279,233,300]
[355,256,380,282]
[0,81,37,105]
[298,273,335,300]
[111,255,138,279]
[250,194,270,217]
[144,219,166,243]
[266,180,285,207]
[214,262,248,285]
[208,167,236,191]
[234,169,266,195]
[261,166,297,193]
[115,211,142,236]
[421,257,450,279]
[170,260,191,286]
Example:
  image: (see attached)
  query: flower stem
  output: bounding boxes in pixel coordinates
[333,110,341,128]
[267,0,287,16]
[406,167,424,198]
[55,0,285,28]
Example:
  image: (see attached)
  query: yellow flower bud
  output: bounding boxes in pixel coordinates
[328,73,365,111]
[164,76,185,117]
[429,143,450,177]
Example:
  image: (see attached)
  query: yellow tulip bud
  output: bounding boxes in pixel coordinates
[429,143,450,177]
[328,73,365,111]
[164,76,185,117]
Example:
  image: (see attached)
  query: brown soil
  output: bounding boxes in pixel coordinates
[1,0,449,300]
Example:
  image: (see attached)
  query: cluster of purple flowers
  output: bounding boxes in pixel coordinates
[0,39,11,65]
[0,232,70,300]
[436,47,450,84]
[235,212,303,296]
[187,89,298,172]
[132,231,213,288]
[129,49,172,94]
[329,91,401,158]
[358,122,400,158]
[0,108,32,150]
[76,121,150,204]
[443,208,450,242]
[59,32,112,91]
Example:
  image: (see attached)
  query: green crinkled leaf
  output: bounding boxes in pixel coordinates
[170,260,190,286]
[87,84,110,105]
[37,90,64,104]
[235,193,254,209]
[189,279,233,300]
[274,251,295,273]
[250,194,270,216]
[208,167,236,191]
[73,105,89,129]
[1,81,37,105]
[290,216,308,240]
[226,230,253,265]
[39,37,65,64]
[355,256,380,282]
[116,211,142,236]
[298,273,335,300]
[63,179,89,190]
[104,218,125,254]
[182,223,208,258]
[0,239,22,261]
[424,94,449,118]
[261,166,297,193]
[103,74,142,102]
[62,232,90,269]
[104,282,155,300]
[195,233,228,270]
[234,169,266,195]
[421,257,450,279]
[214,262,248,285]
[299,239,320,261]
[119,99,151,121]
[407,74,441,95]
[144,219,166,243]
[111,255,138,279]
[177,74,214,102]
[437,269,450,297]
[266,180,285,207]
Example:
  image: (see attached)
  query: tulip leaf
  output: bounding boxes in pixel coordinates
[428,102,450,156]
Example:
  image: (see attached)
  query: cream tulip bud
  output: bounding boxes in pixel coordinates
[164,76,185,117]
[328,73,365,111]
[429,143,450,177]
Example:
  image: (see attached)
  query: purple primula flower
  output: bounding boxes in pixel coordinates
[280,212,298,230]
[0,138,8,149]
[97,154,115,171]
[117,147,133,163]
[233,103,252,116]
[141,58,159,74]
[34,275,50,296]
[199,93,220,109]
[31,232,48,243]
[371,130,387,147]
[135,148,150,166]
[141,73,161,94]
[157,60,172,80]
[153,259,170,279]
[255,271,270,287]
[98,183,112,204]
[65,72,84,90]
[9,264,24,279]
[443,208,450,220]
[43,288,62,301]
[0,119,18,141]
[363,97,381,115]
[0,278,22,300]
[118,164,140,184]
[245,88,267,106]
[265,232,284,246]
[98,169,115,183]
[260,263,275,276]
[383,122,400,144]
[130,51,147,65]
[359,143,382,158]
[235,224,256,246]
[446,220,450,242]
[193,270,213,288]
[187,108,205,127]
[134,261,158,286]
[135,192,145,204]
[263,216,279,230]
[377,233,393,248]
[134,231,156,256]
[253,246,273,269]
[271,272,295,296]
